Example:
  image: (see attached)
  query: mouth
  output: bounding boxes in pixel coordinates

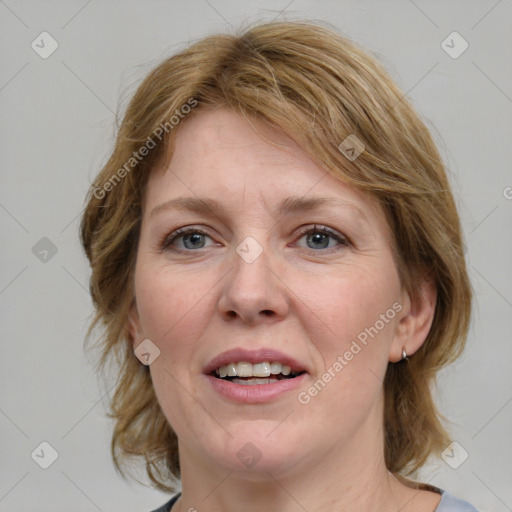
[210,361,306,386]
[203,348,309,395]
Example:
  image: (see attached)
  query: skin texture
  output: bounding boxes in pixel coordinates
[129,107,439,512]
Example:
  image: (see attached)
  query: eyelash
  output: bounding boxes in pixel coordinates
[160,225,350,254]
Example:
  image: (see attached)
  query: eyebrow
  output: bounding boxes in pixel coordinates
[150,195,367,220]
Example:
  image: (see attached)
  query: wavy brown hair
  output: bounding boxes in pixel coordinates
[80,19,472,493]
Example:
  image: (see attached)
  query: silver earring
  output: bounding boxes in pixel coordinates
[401,347,408,361]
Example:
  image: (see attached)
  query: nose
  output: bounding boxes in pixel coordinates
[217,241,290,325]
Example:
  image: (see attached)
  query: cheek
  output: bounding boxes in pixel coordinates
[134,262,217,347]
[134,263,218,434]
[296,266,400,404]
[292,273,398,434]
[297,267,400,354]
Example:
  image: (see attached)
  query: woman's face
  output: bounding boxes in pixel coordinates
[130,107,410,478]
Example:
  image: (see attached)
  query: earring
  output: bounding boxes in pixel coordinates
[401,347,408,361]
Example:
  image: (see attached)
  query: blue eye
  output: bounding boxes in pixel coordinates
[161,224,349,253]
[295,225,349,252]
[162,228,214,252]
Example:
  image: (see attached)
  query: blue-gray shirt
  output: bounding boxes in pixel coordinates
[149,488,480,511]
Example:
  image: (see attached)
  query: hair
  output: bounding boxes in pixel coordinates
[80,19,472,493]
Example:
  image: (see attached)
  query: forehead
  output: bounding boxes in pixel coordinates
[144,107,385,228]
[152,106,327,189]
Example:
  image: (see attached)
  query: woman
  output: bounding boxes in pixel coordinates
[80,20,479,512]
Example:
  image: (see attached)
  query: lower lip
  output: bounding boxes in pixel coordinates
[205,373,307,403]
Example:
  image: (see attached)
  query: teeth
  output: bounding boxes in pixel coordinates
[215,361,295,378]
[253,362,271,377]
[236,362,253,377]
[270,362,282,375]
[232,377,276,385]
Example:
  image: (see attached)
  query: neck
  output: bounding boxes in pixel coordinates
[172,399,421,512]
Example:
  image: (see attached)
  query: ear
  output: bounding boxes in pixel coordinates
[128,302,144,349]
[389,276,437,362]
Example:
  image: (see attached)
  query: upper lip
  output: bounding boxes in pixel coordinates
[203,348,309,375]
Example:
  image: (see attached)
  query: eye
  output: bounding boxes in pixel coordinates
[160,224,349,254]
[161,227,216,252]
[293,224,349,252]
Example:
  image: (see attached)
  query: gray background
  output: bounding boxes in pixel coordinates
[1,1,511,511]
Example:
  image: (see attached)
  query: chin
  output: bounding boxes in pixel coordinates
[205,429,308,478]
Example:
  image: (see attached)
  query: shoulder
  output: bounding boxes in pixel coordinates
[436,489,481,512]
[147,489,481,512]
[148,493,181,512]
[395,477,480,512]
